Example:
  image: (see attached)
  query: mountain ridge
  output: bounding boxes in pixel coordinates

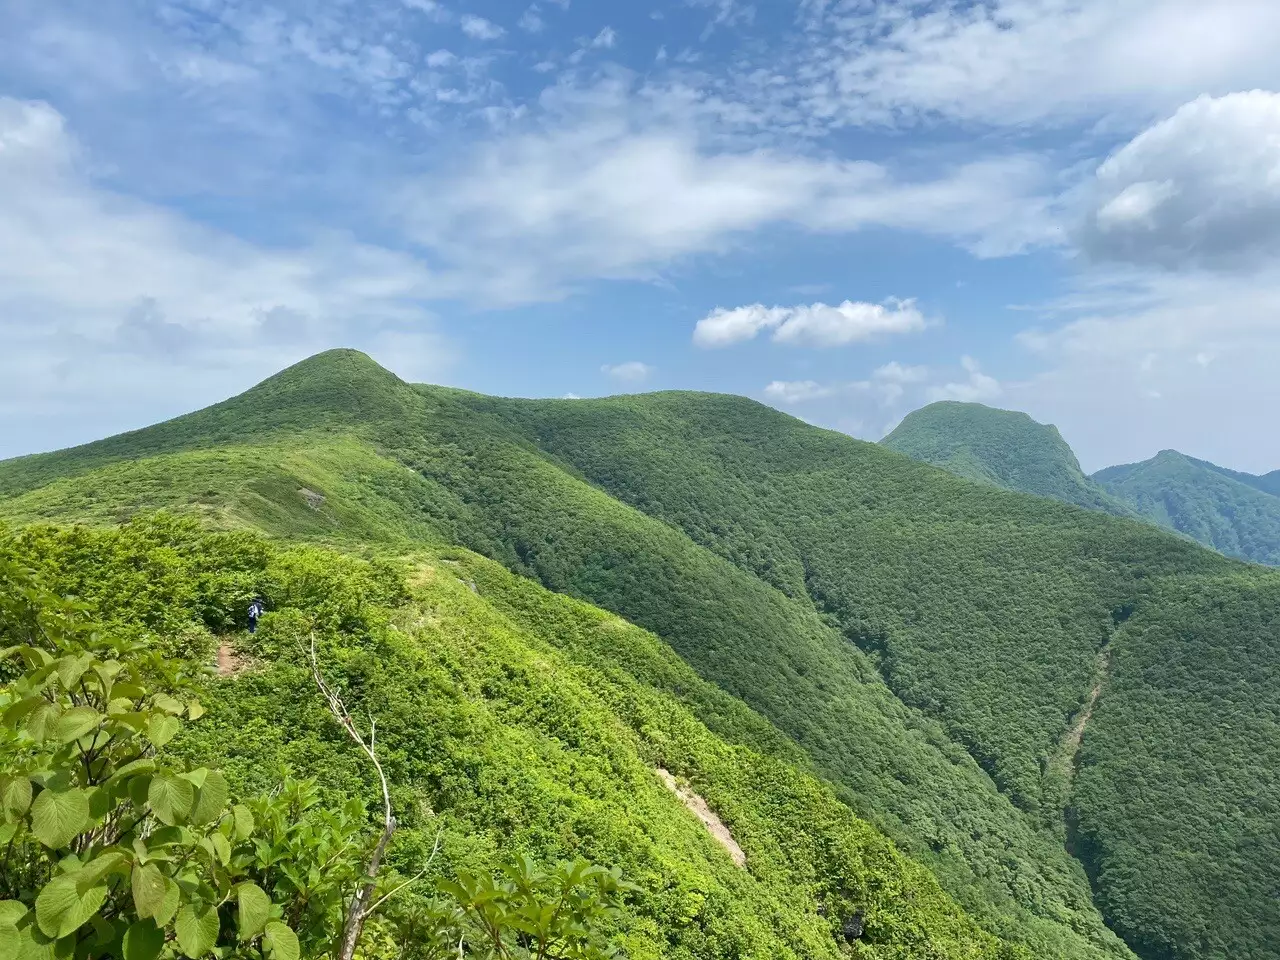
[880,401,1133,516]
[3,350,1278,960]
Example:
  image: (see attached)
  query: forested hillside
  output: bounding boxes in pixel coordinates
[879,401,1280,568]
[2,350,1277,960]
[1,515,1017,959]
[1094,451,1280,565]
[880,402,1130,515]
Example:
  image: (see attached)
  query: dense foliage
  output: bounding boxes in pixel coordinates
[1,516,1018,959]
[1095,450,1280,566]
[0,525,634,960]
[880,401,1130,516]
[2,349,1277,960]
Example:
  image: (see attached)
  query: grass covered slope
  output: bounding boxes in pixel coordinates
[2,516,1016,960]
[0,353,1131,960]
[1095,451,1280,566]
[458,388,1280,960]
[881,401,1130,516]
[5,350,1278,960]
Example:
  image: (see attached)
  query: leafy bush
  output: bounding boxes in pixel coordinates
[0,543,635,960]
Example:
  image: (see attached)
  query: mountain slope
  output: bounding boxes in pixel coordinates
[1095,450,1280,565]
[3,515,1015,960]
[881,401,1131,515]
[3,350,1278,960]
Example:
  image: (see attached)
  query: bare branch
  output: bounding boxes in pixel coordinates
[369,826,444,914]
[309,633,398,960]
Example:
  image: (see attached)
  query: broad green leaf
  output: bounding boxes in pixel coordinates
[0,776,32,821]
[8,921,73,960]
[122,920,165,960]
[263,921,300,960]
[175,904,219,958]
[25,702,62,743]
[231,805,254,841]
[127,774,152,810]
[190,770,228,825]
[235,883,271,941]
[30,788,89,848]
[0,924,20,959]
[152,694,185,715]
[146,715,180,750]
[154,878,181,927]
[54,655,91,690]
[131,864,166,919]
[105,758,156,786]
[148,774,194,826]
[75,852,128,891]
[34,873,108,938]
[3,695,45,726]
[53,707,101,745]
[0,900,29,924]
[210,832,231,866]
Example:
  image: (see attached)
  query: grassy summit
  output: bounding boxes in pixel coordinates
[881,401,1131,516]
[3,349,1278,960]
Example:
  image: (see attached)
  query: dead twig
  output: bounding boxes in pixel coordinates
[310,633,397,960]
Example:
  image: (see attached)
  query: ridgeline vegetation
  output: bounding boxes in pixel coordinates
[1,349,1277,960]
[882,399,1280,568]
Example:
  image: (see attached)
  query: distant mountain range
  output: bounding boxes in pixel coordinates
[884,402,1280,566]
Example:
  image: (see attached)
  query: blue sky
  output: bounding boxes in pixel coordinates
[3,0,1280,472]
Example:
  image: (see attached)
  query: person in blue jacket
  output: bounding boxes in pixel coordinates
[247,598,265,634]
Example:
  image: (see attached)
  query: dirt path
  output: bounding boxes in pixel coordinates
[656,769,746,867]
[1046,642,1113,795]
[216,639,248,677]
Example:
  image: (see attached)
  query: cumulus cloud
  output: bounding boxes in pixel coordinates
[927,357,1002,403]
[1081,91,1280,268]
[460,15,505,40]
[601,361,653,382]
[695,299,927,348]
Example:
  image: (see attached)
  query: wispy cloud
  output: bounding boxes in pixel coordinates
[601,361,653,382]
[696,299,927,348]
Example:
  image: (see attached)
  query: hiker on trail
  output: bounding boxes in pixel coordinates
[247,598,265,634]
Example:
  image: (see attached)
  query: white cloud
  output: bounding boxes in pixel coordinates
[396,80,1059,302]
[460,15,505,40]
[0,97,452,457]
[762,362,931,407]
[695,299,926,348]
[591,27,617,49]
[791,0,1280,129]
[763,380,838,403]
[873,361,929,384]
[601,361,653,382]
[1081,91,1280,268]
[927,357,1002,403]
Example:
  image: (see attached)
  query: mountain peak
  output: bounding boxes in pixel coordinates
[882,401,1130,516]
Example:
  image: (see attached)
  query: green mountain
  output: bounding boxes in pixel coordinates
[3,350,1278,960]
[881,401,1131,515]
[1094,451,1280,566]
[3,515,1009,960]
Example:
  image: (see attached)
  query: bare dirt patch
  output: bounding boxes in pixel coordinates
[216,639,250,677]
[656,768,746,868]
